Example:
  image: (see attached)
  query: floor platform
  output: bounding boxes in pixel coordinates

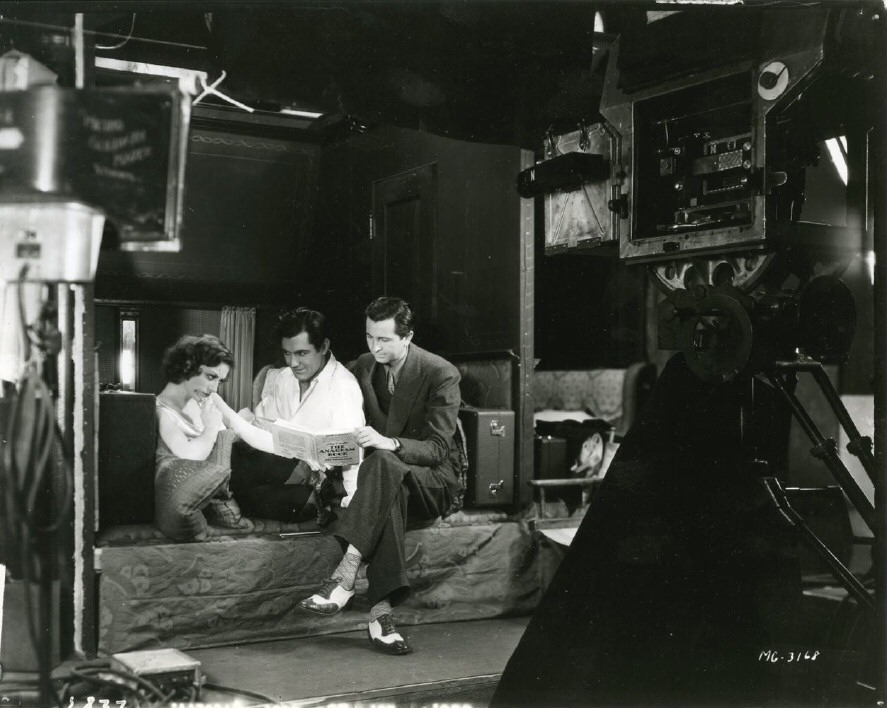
[194,615,529,706]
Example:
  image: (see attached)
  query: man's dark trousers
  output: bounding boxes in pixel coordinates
[230,441,314,522]
[339,343,463,608]
[332,450,452,607]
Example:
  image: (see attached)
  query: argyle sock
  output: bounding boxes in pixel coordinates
[331,549,362,591]
[369,598,393,623]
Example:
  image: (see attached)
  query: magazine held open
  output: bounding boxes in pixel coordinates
[268,420,361,467]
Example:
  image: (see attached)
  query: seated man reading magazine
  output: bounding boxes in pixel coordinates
[222,308,364,522]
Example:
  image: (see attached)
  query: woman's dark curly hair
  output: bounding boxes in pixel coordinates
[162,334,234,384]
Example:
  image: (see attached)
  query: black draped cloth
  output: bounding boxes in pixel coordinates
[491,354,802,708]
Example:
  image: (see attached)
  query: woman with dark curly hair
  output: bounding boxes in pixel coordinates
[154,334,273,541]
[156,334,235,461]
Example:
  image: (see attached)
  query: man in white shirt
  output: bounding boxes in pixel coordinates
[230,308,364,521]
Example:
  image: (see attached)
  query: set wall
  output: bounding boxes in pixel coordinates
[535,242,649,370]
[95,304,221,394]
[312,125,528,361]
[251,306,358,372]
[95,303,301,397]
[94,123,531,388]
[95,127,321,305]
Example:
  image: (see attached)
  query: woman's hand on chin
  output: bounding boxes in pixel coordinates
[210,393,237,426]
[200,395,225,431]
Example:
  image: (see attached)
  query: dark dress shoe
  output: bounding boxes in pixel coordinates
[367,614,411,655]
[317,477,344,506]
[315,504,338,528]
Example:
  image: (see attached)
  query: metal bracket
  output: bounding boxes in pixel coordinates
[762,477,874,613]
[490,420,506,437]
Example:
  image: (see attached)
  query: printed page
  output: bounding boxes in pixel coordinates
[271,421,316,463]
[314,430,360,466]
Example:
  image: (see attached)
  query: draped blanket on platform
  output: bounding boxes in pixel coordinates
[97,511,543,654]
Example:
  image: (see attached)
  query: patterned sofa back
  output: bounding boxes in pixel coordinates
[533,362,656,438]
[533,369,625,420]
[447,357,655,437]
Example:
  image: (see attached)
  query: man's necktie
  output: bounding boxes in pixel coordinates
[386,368,396,394]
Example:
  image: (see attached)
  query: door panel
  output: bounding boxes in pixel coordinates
[372,164,437,342]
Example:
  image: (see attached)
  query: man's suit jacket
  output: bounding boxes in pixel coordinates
[352,344,461,478]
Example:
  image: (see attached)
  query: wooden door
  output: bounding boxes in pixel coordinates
[371,163,438,342]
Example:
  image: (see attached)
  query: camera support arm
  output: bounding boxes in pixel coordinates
[765,362,876,533]
[762,477,874,613]
[778,360,877,483]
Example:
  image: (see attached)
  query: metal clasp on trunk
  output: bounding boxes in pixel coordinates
[490,420,506,437]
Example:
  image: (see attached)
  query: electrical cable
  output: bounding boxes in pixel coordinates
[16,265,33,361]
[0,16,207,51]
[95,13,135,51]
[70,666,169,703]
[63,673,150,706]
[2,365,50,701]
[0,278,175,708]
[0,384,61,698]
[61,660,231,707]
[0,268,75,707]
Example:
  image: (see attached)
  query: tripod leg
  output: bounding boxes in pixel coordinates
[763,478,873,612]
[767,373,876,532]
[809,364,877,483]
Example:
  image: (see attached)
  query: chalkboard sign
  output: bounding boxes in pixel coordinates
[0,85,190,251]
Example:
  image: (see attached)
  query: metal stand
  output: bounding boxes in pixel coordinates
[763,477,874,612]
[760,357,878,619]
[732,364,876,614]
[766,359,876,533]
[732,364,878,705]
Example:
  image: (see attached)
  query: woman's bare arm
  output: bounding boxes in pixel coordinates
[211,393,275,453]
[156,405,222,460]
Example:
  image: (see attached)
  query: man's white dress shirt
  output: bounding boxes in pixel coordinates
[254,353,364,502]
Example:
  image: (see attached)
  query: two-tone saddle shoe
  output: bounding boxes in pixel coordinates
[367,614,411,655]
[299,578,354,615]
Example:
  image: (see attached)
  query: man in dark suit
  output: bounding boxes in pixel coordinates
[299,297,462,655]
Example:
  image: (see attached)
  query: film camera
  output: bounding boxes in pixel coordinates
[518,2,880,656]
[522,8,877,383]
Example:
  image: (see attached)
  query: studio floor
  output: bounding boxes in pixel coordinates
[194,615,530,706]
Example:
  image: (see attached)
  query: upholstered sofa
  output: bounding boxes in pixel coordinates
[529,363,656,514]
[532,362,656,438]
[95,392,543,655]
[94,358,653,655]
